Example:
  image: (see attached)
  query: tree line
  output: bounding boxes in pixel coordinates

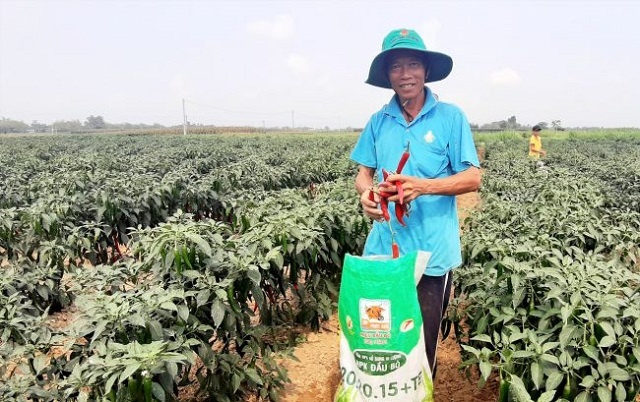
[0,116,167,134]
[1,114,565,135]
[471,116,564,131]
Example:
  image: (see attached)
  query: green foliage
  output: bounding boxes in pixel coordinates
[0,133,368,401]
[451,137,640,401]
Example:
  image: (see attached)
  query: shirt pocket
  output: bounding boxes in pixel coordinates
[414,142,450,178]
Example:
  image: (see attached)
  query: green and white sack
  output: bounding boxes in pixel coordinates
[334,251,433,402]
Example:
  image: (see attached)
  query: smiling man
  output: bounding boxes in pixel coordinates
[351,28,481,383]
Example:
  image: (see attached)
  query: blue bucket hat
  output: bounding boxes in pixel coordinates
[366,28,453,89]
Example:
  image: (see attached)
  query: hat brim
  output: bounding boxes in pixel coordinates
[365,49,453,89]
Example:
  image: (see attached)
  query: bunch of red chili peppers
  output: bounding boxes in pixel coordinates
[368,141,410,258]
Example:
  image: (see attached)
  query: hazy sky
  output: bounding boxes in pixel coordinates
[1,0,639,129]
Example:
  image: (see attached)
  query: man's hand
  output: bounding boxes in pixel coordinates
[387,167,481,198]
[383,174,420,203]
[360,188,383,220]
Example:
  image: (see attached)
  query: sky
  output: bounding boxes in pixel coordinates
[1,0,639,129]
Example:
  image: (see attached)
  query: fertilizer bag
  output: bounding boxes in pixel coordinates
[334,251,433,402]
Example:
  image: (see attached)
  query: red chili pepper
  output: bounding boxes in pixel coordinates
[396,141,410,174]
[395,204,406,226]
[368,188,375,202]
[378,182,393,197]
[392,243,400,258]
[382,168,390,181]
[380,197,390,221]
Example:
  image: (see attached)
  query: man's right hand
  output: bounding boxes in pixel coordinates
[361,189,383,220]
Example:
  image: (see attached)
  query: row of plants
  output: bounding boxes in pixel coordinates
[1,176,371,401]
[0,134,355,265]
[0,133,371,401]
[3,131,639,401]
[452,138,640,401]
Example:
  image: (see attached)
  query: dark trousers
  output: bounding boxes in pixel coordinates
[416,272,453,377]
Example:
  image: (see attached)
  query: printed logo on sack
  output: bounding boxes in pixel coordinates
[424,130,435,143]
[360,299,391,331]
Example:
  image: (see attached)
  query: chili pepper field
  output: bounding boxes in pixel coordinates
[1,130,639,402]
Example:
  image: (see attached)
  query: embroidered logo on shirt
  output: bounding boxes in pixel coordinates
[424,131,435,143]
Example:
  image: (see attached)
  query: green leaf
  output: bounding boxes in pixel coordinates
[211,300,225,327]
[244,367,263,385]
[247,267,261,286]
[185,232,212,257]
[182,269,201,279]
[152,381,166,401]
[597,386,612,402]
[537,390,556,402]
[511,350,535,359]
[598,321,615,337]
[479,361,492,381]
[574,391,590,402]
[582,345,599,361]
[579,375,595,388]
[608,368,630,382]
[119,362,141,384]
[559,325,577,347]
[160,302,177,312]
[545,286,564,300]
[33,354,47,374]
[147,320,163,340]
[105,372,119,394]
[541,342,560,353]
[598,335,616,348]
[177,304,189,322]
[166,361,178,378]
[232,372,242,392]
[460,345,480,357]
[531,362,543,390]
[545,371,564,391]
[91,321,107,344]
[196,290,211,307]
[272,252,284,269]
[128,313,146,328]
[509,374,533,402]
[471,334,492,343]
[539,353,559,365]
[289,227,303,239]
[614,383,626,402]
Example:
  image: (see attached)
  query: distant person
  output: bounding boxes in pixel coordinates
[351,28,481,382]
[529,125,547,159]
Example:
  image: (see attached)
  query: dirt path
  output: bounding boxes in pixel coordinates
[278,191,499,402]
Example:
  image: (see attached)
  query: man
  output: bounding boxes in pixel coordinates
[350,28,481,378]
[529,124,547,159]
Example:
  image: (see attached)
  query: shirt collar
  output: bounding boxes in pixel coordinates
[384,87,438,124]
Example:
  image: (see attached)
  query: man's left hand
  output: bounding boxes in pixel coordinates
[384,174,422,203]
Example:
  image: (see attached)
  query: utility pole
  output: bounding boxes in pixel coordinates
[182,98,187,136]
[291,110,295,129]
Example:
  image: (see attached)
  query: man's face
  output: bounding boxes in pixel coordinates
[387,51,427,102]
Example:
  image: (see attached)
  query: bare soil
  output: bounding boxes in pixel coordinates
[278,191,499,402]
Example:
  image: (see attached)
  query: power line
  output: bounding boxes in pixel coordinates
[184,98,290,116]
[182,98,345,128]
